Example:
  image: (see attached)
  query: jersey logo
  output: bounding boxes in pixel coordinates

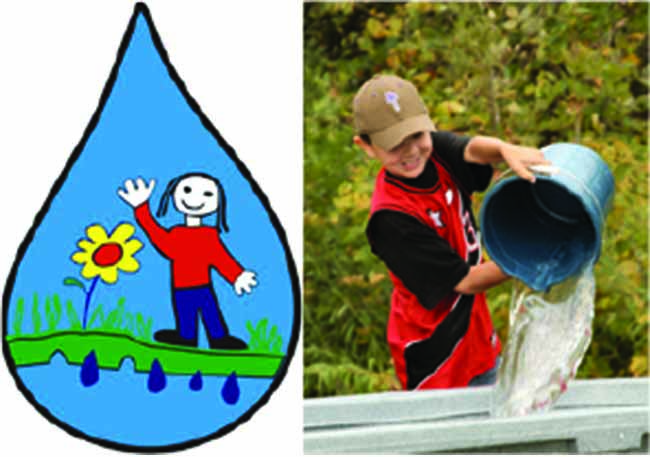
[462,210,480,252]
[428,210,445,228]
[445,188,454,205]
[457,192,481,265]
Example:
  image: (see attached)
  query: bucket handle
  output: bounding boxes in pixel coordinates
[527,164,561,176]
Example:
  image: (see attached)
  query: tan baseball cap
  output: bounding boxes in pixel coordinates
[353,74,435,151]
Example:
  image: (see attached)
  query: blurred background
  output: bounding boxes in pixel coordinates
[303,2,648,398]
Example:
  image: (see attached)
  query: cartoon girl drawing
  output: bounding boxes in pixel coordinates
[117,174,257,350]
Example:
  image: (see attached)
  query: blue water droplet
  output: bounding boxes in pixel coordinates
[80,350,99,387]
[2,3,299,447]
[189,370,203,391]
[147,358,166,393]
[221,371,240,405]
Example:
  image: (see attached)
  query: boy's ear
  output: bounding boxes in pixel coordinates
[353,135,376,159]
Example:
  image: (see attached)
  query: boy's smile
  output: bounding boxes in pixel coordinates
[362,131,433,179]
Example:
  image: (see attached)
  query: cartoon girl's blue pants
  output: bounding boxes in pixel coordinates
[172,285,228,341]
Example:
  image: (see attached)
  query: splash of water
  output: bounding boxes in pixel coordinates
[221,372,240,405]
[491,266,595,417]
[80,350,99,387]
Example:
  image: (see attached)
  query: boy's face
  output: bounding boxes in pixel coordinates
[356,131,433,179]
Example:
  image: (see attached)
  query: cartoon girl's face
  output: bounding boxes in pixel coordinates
[172,176,219,217]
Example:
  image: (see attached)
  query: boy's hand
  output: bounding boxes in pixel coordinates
[500,144,550,183]
[117,178,156,208]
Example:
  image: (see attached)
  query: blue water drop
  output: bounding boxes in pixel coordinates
[221,371,240,405]
[189,370,203,391]
[80,350,99,387]
[147,358,166,393]
[2,3,299,448]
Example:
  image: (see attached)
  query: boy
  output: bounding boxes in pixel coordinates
[353,74,548,389]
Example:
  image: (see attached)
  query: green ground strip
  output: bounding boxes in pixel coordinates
[6,331,284,377]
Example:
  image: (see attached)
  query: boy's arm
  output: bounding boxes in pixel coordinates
[367,211,471,310]
[432,131,493,194]
[463,136,550,183]
[454,260,509,295]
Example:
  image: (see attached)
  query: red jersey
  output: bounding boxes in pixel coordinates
[370,157,501,389]
[134,203,243,289]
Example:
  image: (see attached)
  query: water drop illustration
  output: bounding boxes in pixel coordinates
[147,358,166,393]
[2,3,299,452]
[80,351,99,387]
[189,370,203,391]
[221,372,240,405]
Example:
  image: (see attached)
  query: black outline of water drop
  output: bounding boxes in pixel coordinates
[1,2,301,453]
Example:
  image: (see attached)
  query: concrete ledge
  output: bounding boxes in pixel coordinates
[304,378,649,454]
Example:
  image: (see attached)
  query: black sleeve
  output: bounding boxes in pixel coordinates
[431,131,493,194]
[366,210,470,310]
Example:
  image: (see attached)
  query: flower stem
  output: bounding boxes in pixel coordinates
[82,276,100,330]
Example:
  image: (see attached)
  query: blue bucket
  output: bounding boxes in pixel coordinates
[480,143,614,291]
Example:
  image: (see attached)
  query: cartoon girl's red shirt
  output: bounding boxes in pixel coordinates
[134,202,243,288]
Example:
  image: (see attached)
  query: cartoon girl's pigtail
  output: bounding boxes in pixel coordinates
[215,179,229,233]
[156,177,182,218]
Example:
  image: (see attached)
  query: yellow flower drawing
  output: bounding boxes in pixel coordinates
[71,223,142,284]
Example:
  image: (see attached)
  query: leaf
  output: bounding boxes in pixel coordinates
[366,18,385,39]
[505,6,518,19]
[503,19,518,31]
[436,100,466,116]
[629,355,647,377]
[63,277,87,293]
[386,17,403,37]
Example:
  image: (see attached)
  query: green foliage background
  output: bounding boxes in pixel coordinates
[304,2,649,398]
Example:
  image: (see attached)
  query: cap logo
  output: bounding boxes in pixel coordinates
[384,91,400,113]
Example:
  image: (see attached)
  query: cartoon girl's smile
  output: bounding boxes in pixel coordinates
[181,200,205,211]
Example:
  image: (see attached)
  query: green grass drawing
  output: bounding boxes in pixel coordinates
[87,298,153,341]
[44,295,63,332]
[10,294,154,342]
[31,293,41,335]
[66,299,82,330]
[11,297,286,360]
[12,298,25,336]
[246,318,283,355]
